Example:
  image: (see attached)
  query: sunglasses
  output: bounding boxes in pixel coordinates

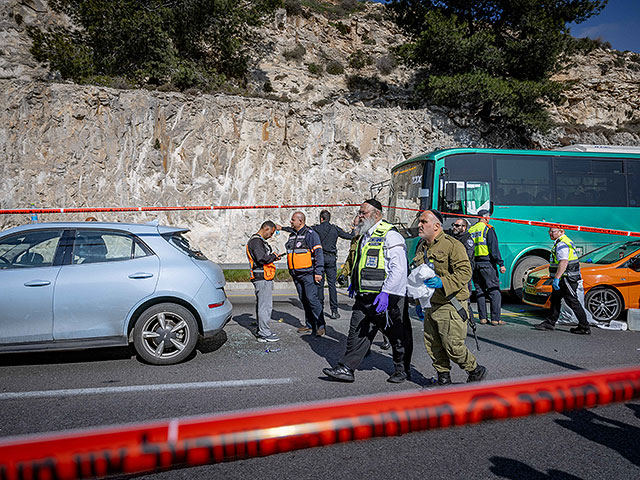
[452,223,465,227]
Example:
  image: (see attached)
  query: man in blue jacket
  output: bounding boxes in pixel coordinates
[313,209,353,319]
[279,212,326,336]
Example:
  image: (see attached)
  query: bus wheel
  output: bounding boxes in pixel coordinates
[585,287,623,322]
[511,256,547,301]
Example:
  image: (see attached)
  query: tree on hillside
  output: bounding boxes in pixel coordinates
[388,0,608,131]
[27,0,282,92]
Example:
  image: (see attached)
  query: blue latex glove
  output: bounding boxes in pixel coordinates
[415,304,425,321]
[424,276,443,289]
[373,292,389,313]
[552,278,560,290]
[347,283,355,298]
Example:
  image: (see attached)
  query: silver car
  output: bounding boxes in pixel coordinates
[0,222,232,365]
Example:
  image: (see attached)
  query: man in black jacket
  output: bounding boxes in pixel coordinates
[246,221,282,342]
[451,218,474,293]
[313,210,354,319]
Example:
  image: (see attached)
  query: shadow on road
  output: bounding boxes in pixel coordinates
[0,346,135,366]
[489,456,583,479]
[555,405,640,467]
[477,336,586,371]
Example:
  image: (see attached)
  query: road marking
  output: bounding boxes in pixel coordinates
[0,378,298,401]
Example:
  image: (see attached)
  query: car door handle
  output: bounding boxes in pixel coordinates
[24,280,51,287]
[128,272,154,279]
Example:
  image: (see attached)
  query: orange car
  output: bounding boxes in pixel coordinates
[523,240,640,322]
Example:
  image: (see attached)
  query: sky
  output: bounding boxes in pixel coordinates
[373,0,640,53]
[569,0,640,53]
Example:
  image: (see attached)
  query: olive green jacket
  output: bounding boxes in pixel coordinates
[413,230,472,305]
[339,235,361,278]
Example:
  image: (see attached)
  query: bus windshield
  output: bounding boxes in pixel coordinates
[388,160,433,235]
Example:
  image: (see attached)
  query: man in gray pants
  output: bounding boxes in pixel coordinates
[246,221,283,342]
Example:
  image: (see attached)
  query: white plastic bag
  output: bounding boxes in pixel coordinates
[407,263,436,308]
[556,279,598,325]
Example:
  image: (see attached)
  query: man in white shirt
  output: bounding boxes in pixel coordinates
[322,199,413,383]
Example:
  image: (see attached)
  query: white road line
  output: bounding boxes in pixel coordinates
[0,378,298,400]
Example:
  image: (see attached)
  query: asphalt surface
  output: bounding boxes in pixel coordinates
[1,285,639,479]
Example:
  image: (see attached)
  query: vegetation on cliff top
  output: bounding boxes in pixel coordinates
[389,0,609,132]
[28,0,282,92]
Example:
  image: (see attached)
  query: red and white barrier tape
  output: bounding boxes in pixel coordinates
[1,203,638,238]
[0,366,639,480]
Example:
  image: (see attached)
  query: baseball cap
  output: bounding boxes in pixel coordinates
[477,209,490,217]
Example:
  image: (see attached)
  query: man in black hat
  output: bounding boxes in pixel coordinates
[322,199,413,383]
[468,209,506,325]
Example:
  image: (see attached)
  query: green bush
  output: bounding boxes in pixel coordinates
[27,0,282,92]
[331,21,351,35]
[326,60,344,75]
[283,43,306,61]
[348,49,372,69]
[308,63,321,75]
[223,269,292,282]
[389,0,608,132]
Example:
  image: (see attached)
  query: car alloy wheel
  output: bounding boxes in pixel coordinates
[133,303,199,365]
[585,287,623,322]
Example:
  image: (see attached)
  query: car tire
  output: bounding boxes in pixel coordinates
[585,287,623,322]
[511,255,547,301]
[133,303,199,365]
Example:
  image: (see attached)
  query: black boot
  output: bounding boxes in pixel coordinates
[322,364,355,382]
[387,370,407,383]
[467,365,487,383]
[437,371,452,386]
[569,326,591,335]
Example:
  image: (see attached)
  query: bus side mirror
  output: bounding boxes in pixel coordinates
[445,183,457,203]
[628,257,640,272]
[490,201,494,215]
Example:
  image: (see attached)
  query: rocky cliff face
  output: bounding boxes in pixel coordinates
[1,0,639,262]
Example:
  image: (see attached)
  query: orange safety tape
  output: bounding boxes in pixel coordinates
[1,203,638,238]
[0,366,639,480]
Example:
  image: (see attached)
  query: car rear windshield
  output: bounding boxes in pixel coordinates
[163,232,208,260]
[580,241,640,265]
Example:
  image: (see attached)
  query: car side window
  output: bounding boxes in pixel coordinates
[72,231,150,264]
[0,230,62,269]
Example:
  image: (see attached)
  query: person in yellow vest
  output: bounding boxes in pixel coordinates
[413,209,486,385]
[246,221,284,342]
[468,209,506,325]
[535,227,591,334]
[322,199,412,383]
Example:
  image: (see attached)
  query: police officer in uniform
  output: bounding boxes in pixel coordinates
[281,211,326,336]
[313,210,353,319]
[322,199,412,383]
[450,217,474,293]
[414,209,486,385]
[535,227,591,334]
[468,209,506,325]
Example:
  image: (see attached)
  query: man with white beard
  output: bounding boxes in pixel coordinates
[322,199,412,383]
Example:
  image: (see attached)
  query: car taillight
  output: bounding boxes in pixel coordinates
[208,302,224,308]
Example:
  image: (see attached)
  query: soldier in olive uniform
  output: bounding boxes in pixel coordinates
[414,210,487,385]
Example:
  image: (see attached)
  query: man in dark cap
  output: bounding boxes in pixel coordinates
[468,209,506,325]
[322,199,413,383]
[413,209,487,385]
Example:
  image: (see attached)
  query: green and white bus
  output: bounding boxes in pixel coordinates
[388,146,640,298]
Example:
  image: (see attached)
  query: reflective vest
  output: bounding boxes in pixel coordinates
[468,222,492,258]
[246,234,276,281]
[549,234,581,279]
[286,226,319,272]
[353,221,395,294]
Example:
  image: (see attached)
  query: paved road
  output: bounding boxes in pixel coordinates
[1,286,639,479]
